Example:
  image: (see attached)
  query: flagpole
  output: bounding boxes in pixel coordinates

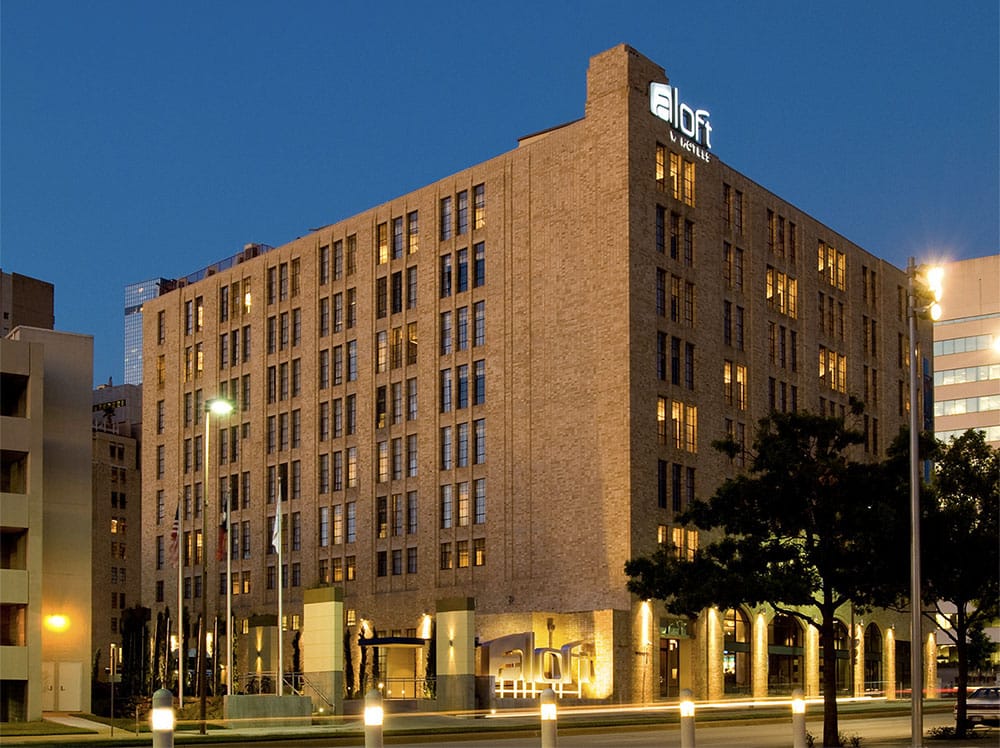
[276,477,284,696]
[226,483,233,697]
[177,500,184,708]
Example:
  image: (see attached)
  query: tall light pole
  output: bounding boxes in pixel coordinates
[907,257,942,748]
[200,397,234,734]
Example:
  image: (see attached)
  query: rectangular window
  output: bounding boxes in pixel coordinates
[376,276,388,319]
[407,211,419,254]
[391,549,402,576]
[440,311,452,355]
[473,301,485,347]
[456,364,469,408]
[392,493,404,536]
[473,537,485,567]
[333,504,343,544]
[408,433,418,476]
[440,196,453,240]
[457,481,470,526]
[473,359,485,405]
[473,478,486,524]
[346,447,358,488]
[457,190,469,235]
[440,369,452,413]
[440,426,453,470]
[376,222,389,265]
[656,205,666,253]
[376,496,388,538]
[440,485,453,528]
[440,255,452,298]
[347,340,358,381]
[656,269,666,316]
[657,332,667,381]
[456,248,468,292]
[456,423,469,468]
[346,501,356,543]
[407,378,418,420]
[473,419,486,464]
[391,271,403,315]
[473,242,485,287]
[406,266,418,309]
[473,184,485,229]
[456,306,468,351]
[392,216,404,259]
[407,491,418,534]
[376,331,388,373]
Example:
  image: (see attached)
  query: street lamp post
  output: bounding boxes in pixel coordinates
[907,258,942,748]
[200,397,234,734]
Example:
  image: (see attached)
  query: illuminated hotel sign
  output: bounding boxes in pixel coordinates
[649,81,712,162]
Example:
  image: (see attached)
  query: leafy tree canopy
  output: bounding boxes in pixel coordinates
[627,409,910,626]
[625,408,912,748]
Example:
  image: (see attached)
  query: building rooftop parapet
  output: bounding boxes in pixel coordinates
[167,242,276,291]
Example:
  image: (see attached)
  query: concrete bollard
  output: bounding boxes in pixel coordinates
[540,687,557,748]
[792,688,807,748]
[150,688,175,748]
[364,688,384,748]
[679,688,696,748]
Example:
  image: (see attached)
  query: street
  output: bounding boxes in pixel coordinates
[184,710,961,748]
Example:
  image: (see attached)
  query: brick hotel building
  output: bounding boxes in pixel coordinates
[140,45,932,704]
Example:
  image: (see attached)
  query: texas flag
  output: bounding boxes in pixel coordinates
[169,505,179,565]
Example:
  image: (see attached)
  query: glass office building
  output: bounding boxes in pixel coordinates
[123,278,174,384]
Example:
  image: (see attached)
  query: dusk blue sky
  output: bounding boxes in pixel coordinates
[2,1,997,385]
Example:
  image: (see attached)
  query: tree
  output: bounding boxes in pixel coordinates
[119,605,151,706]
[626,410,910,748]
[922,429,999,736]
[343,630,355,697]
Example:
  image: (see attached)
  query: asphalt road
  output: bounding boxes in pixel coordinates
[191,710,962,748]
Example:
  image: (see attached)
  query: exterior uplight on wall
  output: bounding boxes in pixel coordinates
[44,614,70,633]
[640,600,652,649]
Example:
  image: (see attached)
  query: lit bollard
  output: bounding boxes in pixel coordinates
[364,688,384,748]
[679,689,696,748]
[791,689,807,748]
[540,687,557,748]
[150,688,175,748]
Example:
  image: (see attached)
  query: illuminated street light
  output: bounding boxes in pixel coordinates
[200,397,234,734]
[907,257,943,748]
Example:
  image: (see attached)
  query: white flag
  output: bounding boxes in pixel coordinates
[271,482,282,556]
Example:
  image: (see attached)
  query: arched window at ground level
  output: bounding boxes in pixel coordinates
[819,620,852,694]
[723,607,750,694]
[864,623,882,693]
[768,614,804,694]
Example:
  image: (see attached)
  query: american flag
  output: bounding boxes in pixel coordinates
[169,505,179,564]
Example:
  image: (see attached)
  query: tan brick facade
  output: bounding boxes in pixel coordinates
[140,44,932,703]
